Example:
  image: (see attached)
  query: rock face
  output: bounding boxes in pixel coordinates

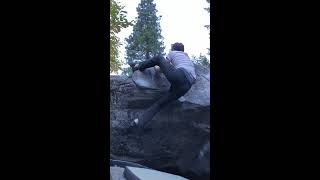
[110,65,210,180]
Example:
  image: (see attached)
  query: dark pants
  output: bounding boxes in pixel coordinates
[137,56,192,128]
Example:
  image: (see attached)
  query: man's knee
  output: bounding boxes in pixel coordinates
[151,55,165,63]
[177,84,191,97]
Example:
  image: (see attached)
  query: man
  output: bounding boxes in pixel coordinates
[130,42,196,130]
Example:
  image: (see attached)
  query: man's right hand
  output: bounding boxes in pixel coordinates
[132,63,140,72]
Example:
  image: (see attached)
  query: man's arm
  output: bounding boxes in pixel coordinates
[166,51,173,63]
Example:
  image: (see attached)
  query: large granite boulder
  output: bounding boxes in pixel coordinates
[110,65,210,180]
[132,64,210,106]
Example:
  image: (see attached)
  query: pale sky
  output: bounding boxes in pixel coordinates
[115,0,210,73]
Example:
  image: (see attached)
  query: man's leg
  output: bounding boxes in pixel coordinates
[141,56,183,84]
[136,57,158,71]
[137,90,180,129]
[137,82,191,129]
[131,56,192,128]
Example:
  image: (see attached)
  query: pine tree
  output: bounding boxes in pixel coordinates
[110,0,132,73]
[191,54,210,68]
[125,0,165,65]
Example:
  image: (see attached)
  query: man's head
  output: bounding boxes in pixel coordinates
[171,42,184,52]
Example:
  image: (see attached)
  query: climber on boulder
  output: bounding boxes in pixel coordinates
[130,42,197,130]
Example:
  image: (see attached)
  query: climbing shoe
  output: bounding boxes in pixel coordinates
[124,118,143,134]
[130,118,140,127]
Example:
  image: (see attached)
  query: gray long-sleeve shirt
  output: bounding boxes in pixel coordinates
[166,50,197,81]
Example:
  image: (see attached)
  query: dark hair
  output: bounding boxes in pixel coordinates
[171,42,184,52]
